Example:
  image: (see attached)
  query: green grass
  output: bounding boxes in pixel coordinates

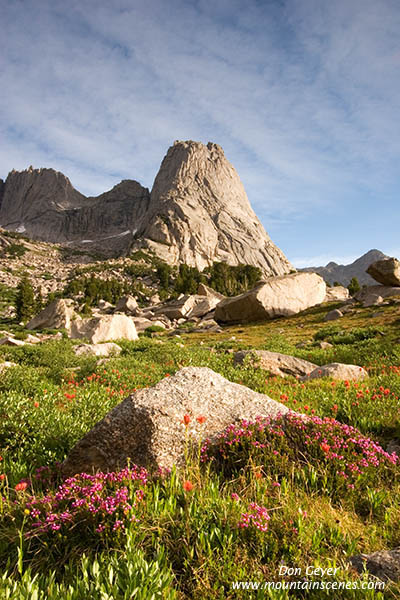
[0,303,399,598]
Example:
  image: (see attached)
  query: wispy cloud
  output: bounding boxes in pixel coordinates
[1,0,399,260]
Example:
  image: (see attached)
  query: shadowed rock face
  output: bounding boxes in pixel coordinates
[0,168,150,255]
[0,141,292,275]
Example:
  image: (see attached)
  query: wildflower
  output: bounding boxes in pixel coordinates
[272,481,280,488]
[196,415,206,424]
[254,471,263,480]
[238,503,270,532]
[15,481,28,492]
[182,414,191,426]
[331,404,338,412]
[0,474,5,481]
[231,492,240,501]
[320,443,330,453]
[34,401,39,408]
[183,480,194,492]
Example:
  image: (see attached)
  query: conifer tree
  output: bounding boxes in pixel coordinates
[15,274,36,322]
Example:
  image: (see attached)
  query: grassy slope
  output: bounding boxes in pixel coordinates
[0,300,399,598]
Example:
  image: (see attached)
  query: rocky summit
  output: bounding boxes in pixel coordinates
[133,141,292,276]
[0,141,292,276]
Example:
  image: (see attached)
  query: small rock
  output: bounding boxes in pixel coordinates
[324,309,343,321]
[0,337,27,346]
[317,341,333,349]
[234,350,317,378]
[74,343,122,357]
[303,363,368,381]
[349,548,400,582]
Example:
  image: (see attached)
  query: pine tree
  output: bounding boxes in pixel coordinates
[348,277,361,296]
[15,274,36,322]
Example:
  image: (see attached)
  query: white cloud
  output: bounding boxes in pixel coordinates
[1,0,399,256]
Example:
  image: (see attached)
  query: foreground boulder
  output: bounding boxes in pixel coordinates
[234,350,317,378]
[367,257,400,287]
[349,548,400,582]
[215,273,326,323]
[27,299,76,330]
[303,363,368,381]
[69,314,138,343]
[73,343,122,357]
[61,366,290,476]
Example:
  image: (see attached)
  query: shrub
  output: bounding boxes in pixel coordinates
[202,413,399,503]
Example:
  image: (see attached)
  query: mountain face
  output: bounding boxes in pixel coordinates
[0,167,151,255]
[134,141,292,275]
[301,250,388,286]
[0,141,292,276]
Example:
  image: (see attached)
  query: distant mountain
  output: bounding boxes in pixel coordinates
[300,250,389,286]
[0,141,292,277]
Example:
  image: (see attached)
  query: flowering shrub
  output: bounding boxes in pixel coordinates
[21,465,148,555]
[202,413,399,500]
[238,502,270,532]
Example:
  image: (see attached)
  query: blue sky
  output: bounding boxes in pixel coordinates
[1,0,400,267]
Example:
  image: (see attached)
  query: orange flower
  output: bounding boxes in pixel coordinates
[320,443,330,453]
[183,480,194,492]
[196,416,206,424]
[15,481,28,492]
[0,474,5,481]
[182,415,191,426]
[254,471,263,479]
[34,401,39,408]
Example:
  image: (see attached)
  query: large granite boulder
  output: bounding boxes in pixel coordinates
[27,299,76,330]
[367,257,400,287]
[115,296,139,315]
[303,363,368,381]
[234,350,317,378]
[355,285,400,305]
[324,286,350,302]
[69,314,138,343]
[197,283,225,301]
[152,293,221,320]
[61,366,290,476]
[349,548,400,582]
[215,273,326,323]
